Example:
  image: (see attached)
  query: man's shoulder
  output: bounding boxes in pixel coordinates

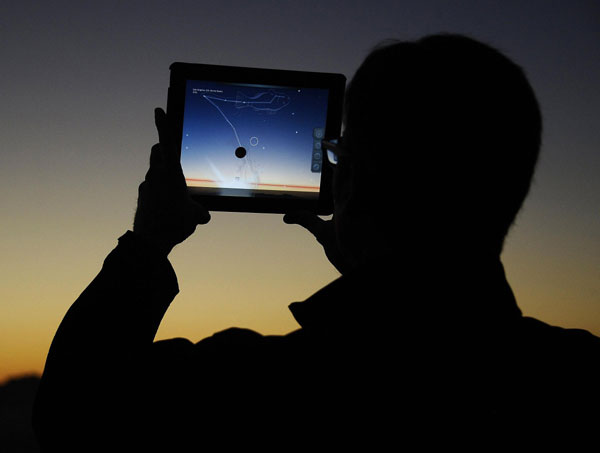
[510,316,600,392]
[518,316,600,351]
[151,326,307,360]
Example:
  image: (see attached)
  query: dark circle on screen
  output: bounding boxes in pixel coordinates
[235,147,247,158]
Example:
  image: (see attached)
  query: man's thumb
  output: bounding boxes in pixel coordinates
[283,211,327,242]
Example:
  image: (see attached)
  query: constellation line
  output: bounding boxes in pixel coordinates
[202,95,242,147]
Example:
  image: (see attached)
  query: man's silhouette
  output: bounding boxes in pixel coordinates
[33,34,599,449]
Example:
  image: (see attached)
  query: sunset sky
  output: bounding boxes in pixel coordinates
[1,0,598,383]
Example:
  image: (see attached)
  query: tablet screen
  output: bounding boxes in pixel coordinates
[181,79,329,200]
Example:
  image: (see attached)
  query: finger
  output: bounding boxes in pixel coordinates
[145,143,165,183]
[283,211,328,241]
[137,180,147,199]
[191,201,211,225]
[154,108,180,164]
[149,143,163,168]
[154,108,169,145]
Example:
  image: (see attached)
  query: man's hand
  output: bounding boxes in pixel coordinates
[133,108,210,256]
[283,211,353,275]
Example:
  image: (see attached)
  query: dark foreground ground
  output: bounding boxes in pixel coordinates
[0,375,41,452]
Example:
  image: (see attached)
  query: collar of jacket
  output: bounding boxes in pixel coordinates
[288,253,522,334]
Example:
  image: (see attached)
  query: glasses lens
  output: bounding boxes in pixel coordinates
[323,139,339,165]
[326,149,338,165]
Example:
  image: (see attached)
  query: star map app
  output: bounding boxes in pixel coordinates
[180,80,329,199]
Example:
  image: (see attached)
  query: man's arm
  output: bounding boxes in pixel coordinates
[33,108,210,449]
[32,231,179,448]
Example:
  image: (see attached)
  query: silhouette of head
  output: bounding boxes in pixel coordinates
[334,33,542,266]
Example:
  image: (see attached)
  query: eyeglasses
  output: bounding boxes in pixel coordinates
[321,138,348,166]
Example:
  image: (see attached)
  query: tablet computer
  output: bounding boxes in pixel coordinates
[167,62,346,214]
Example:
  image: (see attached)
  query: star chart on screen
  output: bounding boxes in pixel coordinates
[180,80,329,199]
